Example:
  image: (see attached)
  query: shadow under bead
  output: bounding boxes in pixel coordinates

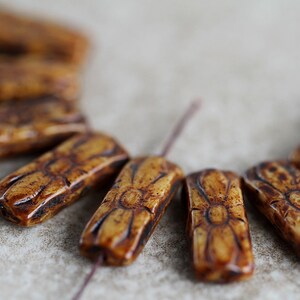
[0,132,129,226]
[244,160,300,257]
[183,169,254,282]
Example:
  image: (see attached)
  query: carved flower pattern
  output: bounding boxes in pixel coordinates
[80,156,183,265]
[185,169,254,282]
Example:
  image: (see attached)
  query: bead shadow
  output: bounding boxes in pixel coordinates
[161,190,196,282]
[55,185,112,260]
[244,195,299,265]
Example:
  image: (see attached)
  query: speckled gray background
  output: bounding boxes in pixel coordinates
[0,1,299,299]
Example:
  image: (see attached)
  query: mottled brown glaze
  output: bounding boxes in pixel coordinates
[0,10,89,65]
[244,160,300,257]
[0,132,129,226]
[0,59,79,102]
[80,156,184,265]
[0,96,88,158]
[289,146,300,169]
[183,169,254,282]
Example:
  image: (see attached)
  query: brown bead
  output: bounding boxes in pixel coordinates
[244,160,300,257]
[0,59,79,102]
[0,132,129,226]
[289,146,300,169]
[0,96,88,158]
[0,10,89,65]
[183,169,254,282]
[80,156,184,265]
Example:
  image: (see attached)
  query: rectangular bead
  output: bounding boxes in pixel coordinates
[183,169,254,282]
[80,156,184,265]
[0,96,88,158]
[290,146,300,168]
[0,132,129,226]
[0,59,79,102]
[0,10,89,65]
[244,160,300,257]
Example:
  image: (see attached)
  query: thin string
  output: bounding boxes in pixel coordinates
[71,254,104,300]
[160,98,202,157]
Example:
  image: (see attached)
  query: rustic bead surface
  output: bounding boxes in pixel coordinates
[289,146,300,169]
[0,59,79,102]
[0,132,129,226]
[184,169,254,282]
[0,96,88,158]
[244,160,300,257]
[0,10,89,65]
[80,156,184,265]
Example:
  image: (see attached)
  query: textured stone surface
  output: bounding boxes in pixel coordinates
[0,1,299,299]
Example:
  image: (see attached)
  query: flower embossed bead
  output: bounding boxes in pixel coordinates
[80,156,184,265]
[290,146,300,169]
[244,160,300,257]
[0,132,129,226]
[0,59,79,102]
[0,96,88,158]
[0,10,89,65]
[183,169,254,282]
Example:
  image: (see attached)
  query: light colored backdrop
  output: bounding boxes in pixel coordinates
[0,1,299,299]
